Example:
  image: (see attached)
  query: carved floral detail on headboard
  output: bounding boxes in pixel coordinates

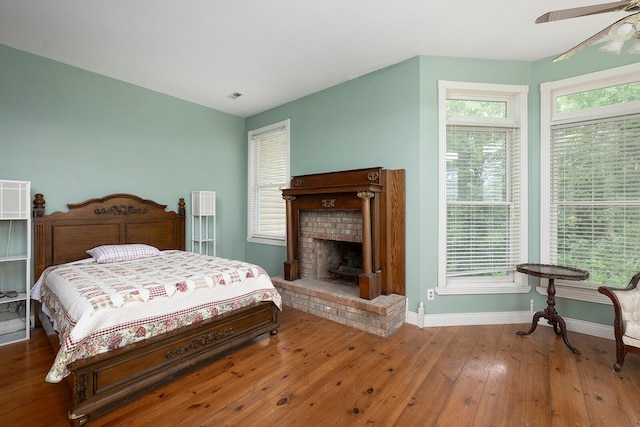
[94,205,149,215]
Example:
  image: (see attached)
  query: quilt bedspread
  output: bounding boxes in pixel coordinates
[34,251,282,382]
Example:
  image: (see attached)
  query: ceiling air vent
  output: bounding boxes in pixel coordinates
[226,92,243,100]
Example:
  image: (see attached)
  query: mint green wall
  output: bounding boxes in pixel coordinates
[3,39,637,327]
[245,46,639,327]
[245,56,534,315]
[0,44,247,260]
[245,58,422,307]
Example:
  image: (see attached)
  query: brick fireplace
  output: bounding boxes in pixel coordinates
[272,167,406,337]
[299,210,362,282]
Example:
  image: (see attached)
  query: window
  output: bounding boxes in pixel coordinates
[541,64,640,302]
[437,81,529,295]
[247,119,290,246]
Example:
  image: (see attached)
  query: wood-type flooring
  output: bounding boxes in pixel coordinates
[1,307,639,426]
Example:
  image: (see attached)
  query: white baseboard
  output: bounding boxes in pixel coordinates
[406,310,613,340]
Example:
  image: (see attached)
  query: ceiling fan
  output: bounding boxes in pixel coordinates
[536,0,640,61]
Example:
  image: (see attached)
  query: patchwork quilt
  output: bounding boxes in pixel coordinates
[33,251,281,382]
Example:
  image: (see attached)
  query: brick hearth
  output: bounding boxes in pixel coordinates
[272,275,406,337]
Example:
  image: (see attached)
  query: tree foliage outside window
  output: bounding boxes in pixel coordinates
[446,126,513,277]
[439,82,528,293]
[544,72,640,289]
[556,82,640,113]
[551,115,640,286]
[446,99,507,118]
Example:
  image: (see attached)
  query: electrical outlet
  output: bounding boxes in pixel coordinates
[427,289,435,300]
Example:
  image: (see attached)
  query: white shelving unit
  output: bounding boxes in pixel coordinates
[191,191,216,256]
[0,180,30,346]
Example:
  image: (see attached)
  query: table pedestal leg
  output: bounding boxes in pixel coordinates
[516,278,580,355]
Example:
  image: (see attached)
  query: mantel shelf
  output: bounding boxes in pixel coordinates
[282,183,382,197]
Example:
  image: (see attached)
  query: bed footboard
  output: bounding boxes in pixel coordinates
[67,301,279,426]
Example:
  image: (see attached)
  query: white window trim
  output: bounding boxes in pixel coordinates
[247,119,290,246]
[436,81,529,295]
[540,62,640,304]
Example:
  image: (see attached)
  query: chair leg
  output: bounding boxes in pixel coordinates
[614,345,626,372]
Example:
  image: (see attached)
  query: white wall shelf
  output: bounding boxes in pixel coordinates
[191,191,216,256]
[0,180,31,346]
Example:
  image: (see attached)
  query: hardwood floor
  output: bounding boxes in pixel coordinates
[1,308,640,426]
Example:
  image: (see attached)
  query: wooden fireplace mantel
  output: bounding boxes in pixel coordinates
[282,183,381,196]
[281,167,405,300]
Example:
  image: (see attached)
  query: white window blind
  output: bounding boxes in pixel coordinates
[438,81,528,294]
[247,120,289,245]
[549,113,640,286]
[446,125,521,276]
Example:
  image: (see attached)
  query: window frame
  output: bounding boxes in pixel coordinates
[437,81,529,295]
[247,119,290,246]
[540,63,640,303]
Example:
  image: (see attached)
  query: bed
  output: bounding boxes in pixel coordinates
[32,193,281,426]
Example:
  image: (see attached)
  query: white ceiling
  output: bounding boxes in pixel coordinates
[0,1,630,117]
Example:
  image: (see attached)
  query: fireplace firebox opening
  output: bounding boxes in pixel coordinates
[315,239,362,285]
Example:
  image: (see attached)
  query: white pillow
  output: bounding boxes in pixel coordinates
[86,244,162,264]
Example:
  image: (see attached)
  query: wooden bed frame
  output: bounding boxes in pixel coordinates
[32,193,280,426]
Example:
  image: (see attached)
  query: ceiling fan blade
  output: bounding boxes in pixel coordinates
[552,26,611,61]
[536,1,631,23]
[551,12,639,61]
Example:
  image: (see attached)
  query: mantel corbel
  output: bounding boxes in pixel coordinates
[357,190,375,200]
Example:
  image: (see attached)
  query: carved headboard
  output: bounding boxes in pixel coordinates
[33,193,186,279]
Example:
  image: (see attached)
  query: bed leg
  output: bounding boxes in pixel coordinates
[270,329,279,335]
[69,410,89,426]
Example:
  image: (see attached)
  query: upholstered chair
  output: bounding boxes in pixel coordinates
[598,271,640,371]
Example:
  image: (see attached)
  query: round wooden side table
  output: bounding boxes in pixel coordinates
[516,263,589,355]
